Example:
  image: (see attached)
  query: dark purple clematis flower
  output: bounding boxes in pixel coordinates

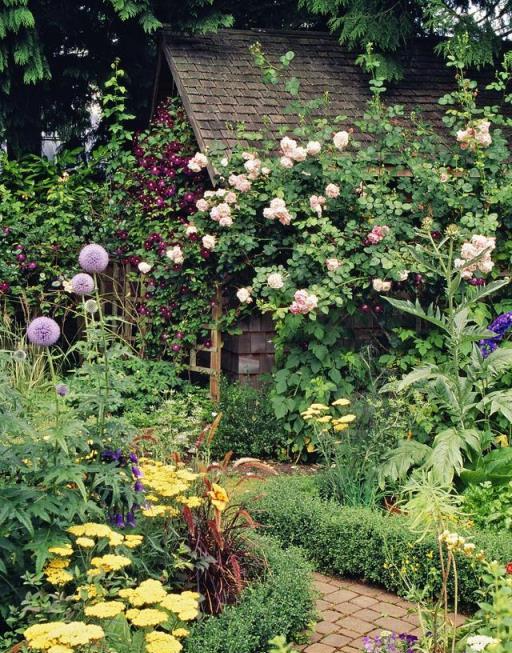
[114,513,125,529]
[134,480,144,492]
[126,511,136,528]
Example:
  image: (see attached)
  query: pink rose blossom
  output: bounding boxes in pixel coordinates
[367,225,390,245]
[219,216,233,228]
[325,183,340,199]
[210,202,231,223]
[196,198,209,212]
[166,245,184,265]
[242,151,256,161]
[264,197,292,225]
[309,195,326,216]
[306,141,322,156]
[188,152,208,172]
[202,235,216,250]
[280,136,298,157]
[326,258,341,271]
[455,234,495,279]
[225,191,237,204]
[290,146,307,162]
[228,174,251,192]
[289,289,318,315]
[280,156,294,169]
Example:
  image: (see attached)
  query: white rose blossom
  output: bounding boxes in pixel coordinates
[236,287,253,304]
[202,235,216,250]
[166,245,184,265]
[333,130,350,150]
[267,272,284,289]
[138,262,152,274]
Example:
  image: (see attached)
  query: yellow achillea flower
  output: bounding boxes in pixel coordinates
[332,398,350,406]
[84,601,125,618]
[172,628,190,638]
[46,558,70,570]
[142,505,179,518]
[124,534,144,548]
[68,523,112,539]
[125,608,168,627]
[333,423,349,432]
[315,415,332,423]
[207,484,229,512]
[177,495,203,508]
[47,645,73,653]
[90,554,132,572]
[75,537,95,548]
[145,631,183,653]
[160,591,200,621]
[45,569,73,586]
[73,584,99,601]
[309,403,329,410]
[119,579,167,606]
[334,414,356,424]
[48,545,73,557]
[108,531,125,547]
[24,621,104,650]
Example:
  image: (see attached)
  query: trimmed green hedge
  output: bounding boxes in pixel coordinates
[185,535,314,653]
[249,476,512,611]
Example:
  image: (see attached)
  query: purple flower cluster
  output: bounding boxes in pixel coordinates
[479,311,512,358]
[26,316,61,346]
[101,449,144,494]
[71,272,95,295]
[111,510,137,529]
[79,244,109,274]
[363,632,418,653]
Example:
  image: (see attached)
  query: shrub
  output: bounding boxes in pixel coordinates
[249,476,512,610]
[209,381,287,459]
[185,535,314,653]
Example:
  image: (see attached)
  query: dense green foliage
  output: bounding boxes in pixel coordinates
[250,475,512,610]
[185,535,314,653]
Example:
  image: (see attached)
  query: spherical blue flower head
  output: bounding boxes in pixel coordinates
[79,243,109,273]
[27,317,61,346]
[71,272,95,295]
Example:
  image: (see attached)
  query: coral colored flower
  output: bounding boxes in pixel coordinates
[267,272,284,289]
[79,244,109,273]
[27,317,61,346]
[506,561,512,574]
[333,130,349,150]
[236,287,252,304]
[71,273,95,295]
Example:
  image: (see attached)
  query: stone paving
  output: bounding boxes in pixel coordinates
[297,572,423,653]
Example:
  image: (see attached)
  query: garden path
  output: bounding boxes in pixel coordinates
[297,572,464,653]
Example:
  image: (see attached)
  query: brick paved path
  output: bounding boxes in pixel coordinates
[297,572,423,653]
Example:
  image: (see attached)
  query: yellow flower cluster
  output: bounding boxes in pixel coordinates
[146,631,183,653]
[119,579,168,606]
[142,460,199,498]
[84,601,125,618]
[207,484,229,512]
[439,530,484,559]
[125,607,168,627]
[300,399,356,432]
[24,621,104,651]
[160,591,200,621]
[48,545,73,557]
[43,557,73,586]
[90,554,132,572]
[67,522,139,548]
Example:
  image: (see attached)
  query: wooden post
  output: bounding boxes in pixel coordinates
[209,286,222,402]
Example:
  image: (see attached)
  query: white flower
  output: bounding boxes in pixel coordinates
[228,174,251,192]
[280,136,298,157]
[280,156,294,169]
[244,158,261,178]
[325,183,340,199]
[309,194,326,216]
[186,224,198,236]
[219,216,233,227]
[188,152,208,172]
[220,156,229,167]
[333,130,350,150]
[466,635,500,652]
[210,203,231,222]
[236,287,252,304]
[196,198,209,212]
[166,245,184,265]
[261,166,271,175]
[267,272,284,289]
[372,278,392,292]
[63,279,73,293]
[290,146,307,162]
[306,141,321,156]
[398,270,409,281]
[202,234,216,250]
[225,191,237,204]
[326,258,341,271]
[138,262,152,274]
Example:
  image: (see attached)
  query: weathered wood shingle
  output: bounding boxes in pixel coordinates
[159,28,495,152]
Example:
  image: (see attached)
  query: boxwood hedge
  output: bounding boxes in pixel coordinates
[248,476,512,611]
[185,534,314,653]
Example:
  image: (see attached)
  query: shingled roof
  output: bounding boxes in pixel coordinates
[156,28,493,153]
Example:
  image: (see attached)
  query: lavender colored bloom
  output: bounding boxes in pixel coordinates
[479,311,512,358]
[134,479,144,492]
[79,243,109,273]
[129,453,138,463]
[71,272,95,295]
[55,383,69,397]
[26,317,61,347]
[114,513,125,528]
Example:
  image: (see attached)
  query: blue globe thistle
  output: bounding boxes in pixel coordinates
[26,317,61,347]
[55,383,69,397]
[71,272,95,295]
[79,244,109,274]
